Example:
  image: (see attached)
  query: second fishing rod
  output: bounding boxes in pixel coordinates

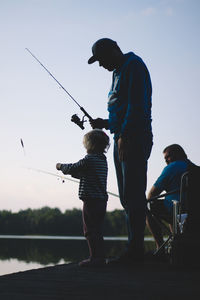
[26,48,93,130]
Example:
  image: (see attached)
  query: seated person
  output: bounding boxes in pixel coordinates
[146,144,194,254]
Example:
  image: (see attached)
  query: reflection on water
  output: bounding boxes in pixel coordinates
[0,258,65,276]
[0,236,155,276]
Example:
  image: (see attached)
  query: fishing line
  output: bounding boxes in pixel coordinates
[27,167,119,198]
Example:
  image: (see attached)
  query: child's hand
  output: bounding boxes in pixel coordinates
[56,163,62,170]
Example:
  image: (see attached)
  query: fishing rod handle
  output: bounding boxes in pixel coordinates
[80,107,93,121]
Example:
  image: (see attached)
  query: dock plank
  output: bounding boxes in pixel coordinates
[0,262,199,299]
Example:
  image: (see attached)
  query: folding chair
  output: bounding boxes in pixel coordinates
[169,164,200,268]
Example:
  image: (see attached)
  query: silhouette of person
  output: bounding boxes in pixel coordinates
[56,129,110,267]
[146,144,193,253]
[88,38,153,264]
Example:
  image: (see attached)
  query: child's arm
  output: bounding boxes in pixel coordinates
[56,158,88,178]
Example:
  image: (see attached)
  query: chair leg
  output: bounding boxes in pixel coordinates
[154,234,173,256]
[146,208,172,250]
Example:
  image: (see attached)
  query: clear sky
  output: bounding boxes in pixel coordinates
[0,0,199,212]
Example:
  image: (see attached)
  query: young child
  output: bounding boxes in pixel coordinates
[56,129,110,267]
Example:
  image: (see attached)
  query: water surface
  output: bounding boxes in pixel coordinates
[0,235,155,276]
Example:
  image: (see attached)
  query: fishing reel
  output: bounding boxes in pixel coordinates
[71,114,87,130]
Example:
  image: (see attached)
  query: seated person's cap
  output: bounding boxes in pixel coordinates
[88,38,118,64]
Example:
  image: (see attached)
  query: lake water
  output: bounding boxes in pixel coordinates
[0,235,155,276]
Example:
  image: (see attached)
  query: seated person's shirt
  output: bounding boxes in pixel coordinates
[153,160,188,212]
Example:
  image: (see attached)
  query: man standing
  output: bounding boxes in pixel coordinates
[88,38,153,264]
[146,144,192,253]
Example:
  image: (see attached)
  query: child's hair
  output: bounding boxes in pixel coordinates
[83,129,110,154]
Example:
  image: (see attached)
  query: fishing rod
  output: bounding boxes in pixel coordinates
[147,189,180,203]
[25,48,93,130]
[27,167,119,198]
[27,167,78,184]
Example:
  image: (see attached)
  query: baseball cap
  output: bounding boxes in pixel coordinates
[88,38,118,64]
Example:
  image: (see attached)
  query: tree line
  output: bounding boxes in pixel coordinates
[0,207,151,236]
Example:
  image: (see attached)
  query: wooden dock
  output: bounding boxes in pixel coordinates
[0,261,199,299]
